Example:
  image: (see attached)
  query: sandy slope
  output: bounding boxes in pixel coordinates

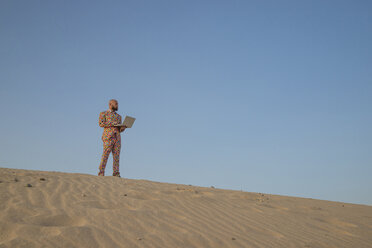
[0,167,371,248]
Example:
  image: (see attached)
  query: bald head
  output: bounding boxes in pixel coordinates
[109,99,118,111]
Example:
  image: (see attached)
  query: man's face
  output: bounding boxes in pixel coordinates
[110,100,118,111]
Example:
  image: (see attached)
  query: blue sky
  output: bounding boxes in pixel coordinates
[0,0,371,205]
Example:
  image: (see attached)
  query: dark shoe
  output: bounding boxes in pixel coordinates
[98,171,105,176]
[113,173,121,177]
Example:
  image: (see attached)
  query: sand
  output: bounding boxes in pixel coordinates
[0,167,371,248]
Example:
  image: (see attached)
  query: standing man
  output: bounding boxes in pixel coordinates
[98,99,126,177]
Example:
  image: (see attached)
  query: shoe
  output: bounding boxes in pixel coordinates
[98,171,105,176]
[113,174,121,178]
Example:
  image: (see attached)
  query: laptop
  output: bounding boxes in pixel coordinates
[114,115,136,128]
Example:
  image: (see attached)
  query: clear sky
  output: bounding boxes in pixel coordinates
[1,1,371,205]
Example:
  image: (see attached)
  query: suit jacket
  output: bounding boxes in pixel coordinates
[99,110,122,141]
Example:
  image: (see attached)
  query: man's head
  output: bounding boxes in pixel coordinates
[109,99,118,112]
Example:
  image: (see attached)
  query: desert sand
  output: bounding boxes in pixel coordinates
[0,167,371,248]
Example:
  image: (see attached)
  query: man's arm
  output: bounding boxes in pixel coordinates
[99,112,113,128]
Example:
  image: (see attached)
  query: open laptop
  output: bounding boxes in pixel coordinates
[114,116,136,128]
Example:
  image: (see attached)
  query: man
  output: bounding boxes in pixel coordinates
[98,99,126,177]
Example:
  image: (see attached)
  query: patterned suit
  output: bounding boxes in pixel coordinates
[98,110,122,176]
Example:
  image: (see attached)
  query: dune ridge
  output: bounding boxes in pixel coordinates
[0,167,371,248]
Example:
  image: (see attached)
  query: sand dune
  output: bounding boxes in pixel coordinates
[0,167,371,248]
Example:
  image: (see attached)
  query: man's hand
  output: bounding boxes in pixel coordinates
[120,125,127,132]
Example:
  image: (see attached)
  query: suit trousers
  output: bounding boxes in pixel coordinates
[98,135,121,176]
